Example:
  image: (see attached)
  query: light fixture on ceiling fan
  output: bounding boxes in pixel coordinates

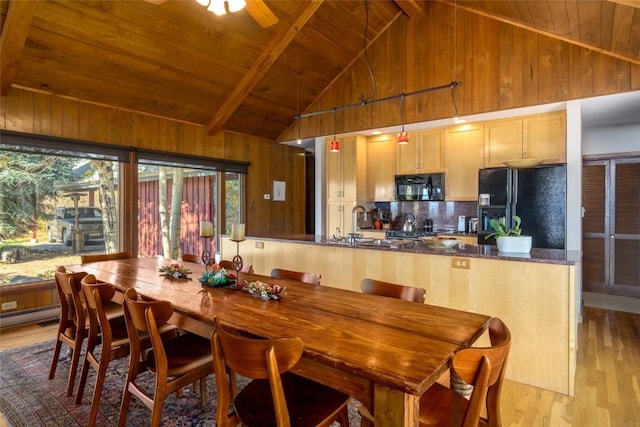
[145,0,279,28]
[196,0,246,15]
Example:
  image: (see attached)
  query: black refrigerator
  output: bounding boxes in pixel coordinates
[477,165,566,249]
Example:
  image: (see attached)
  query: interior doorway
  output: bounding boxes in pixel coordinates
[582,157,640,297]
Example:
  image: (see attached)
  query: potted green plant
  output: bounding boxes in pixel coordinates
[485,215,532,253]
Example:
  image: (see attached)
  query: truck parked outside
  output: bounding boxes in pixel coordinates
[46,207,104,246]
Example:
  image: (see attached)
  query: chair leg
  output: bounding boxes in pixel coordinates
[66,339,84,396]
[118,385,133,427]
[75,353,91,404]
[338,406,350,426]
[86,360,110,426]
[199,377,207,407]
[150,396,165,427]
[48,339,63,379]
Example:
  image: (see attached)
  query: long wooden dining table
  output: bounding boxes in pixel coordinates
[67,256,491,427]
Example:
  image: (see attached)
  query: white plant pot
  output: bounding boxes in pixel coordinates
[496,235,532,253]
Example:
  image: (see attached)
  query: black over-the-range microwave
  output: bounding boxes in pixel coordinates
[395,173,445,201]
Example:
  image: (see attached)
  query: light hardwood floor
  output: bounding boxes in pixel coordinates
[0,307,638,426]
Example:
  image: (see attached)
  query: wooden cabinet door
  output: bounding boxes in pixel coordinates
[366,135,396,202]
[523,112,566,164]
[418,129,445,173]
[325,137,343,201]
[326,202,345,237]
[484,119,523,168]
[397,130,444,174]
[445,124,484,201]
[396,133,420,174]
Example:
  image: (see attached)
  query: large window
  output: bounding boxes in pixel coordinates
[0,131,246,325]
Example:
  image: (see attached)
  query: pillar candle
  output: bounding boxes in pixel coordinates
[231,223,245,241]
[199,221,213,238]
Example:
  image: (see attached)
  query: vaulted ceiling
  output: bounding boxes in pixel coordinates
[1,0,639,141]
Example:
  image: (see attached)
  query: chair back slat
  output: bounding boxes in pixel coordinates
[215,320,303,379]
[360,278,426,303]
[270,268,321,286]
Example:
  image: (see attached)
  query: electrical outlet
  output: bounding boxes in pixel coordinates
[255,241,264,249]
[451,258,470,269]
[2,301,17,310]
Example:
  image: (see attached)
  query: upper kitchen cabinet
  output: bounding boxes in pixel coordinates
[366,134,396,202]
[523,112,566,164]
[396,129,445,175]
[484,119,523,168]
[484,112,566,168]
[326,135,367,202]
[445,124,484,201]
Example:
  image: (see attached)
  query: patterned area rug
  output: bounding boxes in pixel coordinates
[0,339,362,426]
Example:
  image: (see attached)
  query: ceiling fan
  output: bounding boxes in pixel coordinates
[144,0,279,28]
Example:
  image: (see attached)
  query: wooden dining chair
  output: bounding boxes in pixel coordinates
[418,317,512,427]
[118,288,214,427]
[219,259,254,273]
[211,318,351,427]
[81,251,132,263]
[49,266,90,397]
[360,278,426,303]
[181,253,201,263]
[75,275,139,425]
[270,268,321,285]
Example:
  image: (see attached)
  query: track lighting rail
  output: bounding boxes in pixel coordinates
[295,81,462,120]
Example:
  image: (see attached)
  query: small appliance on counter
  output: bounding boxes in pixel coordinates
[423,218,434,233]
[457,215,467,232]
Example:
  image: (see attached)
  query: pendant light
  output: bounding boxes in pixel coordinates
[397,93,409,144]
[329,108,340,152]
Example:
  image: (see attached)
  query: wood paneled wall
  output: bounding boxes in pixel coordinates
[284,2,640,140]
[0,88,306,235]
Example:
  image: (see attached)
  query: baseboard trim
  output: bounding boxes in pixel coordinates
[0,307,59,328]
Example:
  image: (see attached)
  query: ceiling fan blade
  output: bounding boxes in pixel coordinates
[245,0,279,28]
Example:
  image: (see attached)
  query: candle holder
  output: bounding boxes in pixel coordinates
[199,220,214,270]
[230,238,245,273]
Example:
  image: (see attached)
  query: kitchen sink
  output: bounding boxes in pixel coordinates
[357,239,411,248]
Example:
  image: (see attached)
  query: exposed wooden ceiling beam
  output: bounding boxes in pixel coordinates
[207,0,325,136]
[445,1,640,67]
[608,0,640,8]
[393,0,424,18]
[0,0,38,96]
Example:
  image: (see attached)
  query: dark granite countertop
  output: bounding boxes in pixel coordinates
[227,233,580,265]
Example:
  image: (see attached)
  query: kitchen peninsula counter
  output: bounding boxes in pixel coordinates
[224,233,579,265]
[221,233,579,398]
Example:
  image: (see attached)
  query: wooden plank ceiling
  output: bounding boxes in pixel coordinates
[1,0,639,141]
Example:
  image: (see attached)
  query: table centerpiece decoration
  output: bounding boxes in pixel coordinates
[199,263,236,288]
[241,279,286,300]
[159,263,192,279]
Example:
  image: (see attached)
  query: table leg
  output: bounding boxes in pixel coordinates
[373,384,419,426]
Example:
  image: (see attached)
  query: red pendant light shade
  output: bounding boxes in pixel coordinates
[397,131,409,144]
[329,108,340,152]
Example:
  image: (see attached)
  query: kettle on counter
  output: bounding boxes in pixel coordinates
[403,213,416,232]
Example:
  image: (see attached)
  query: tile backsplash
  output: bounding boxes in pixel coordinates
[374,201,478,232]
